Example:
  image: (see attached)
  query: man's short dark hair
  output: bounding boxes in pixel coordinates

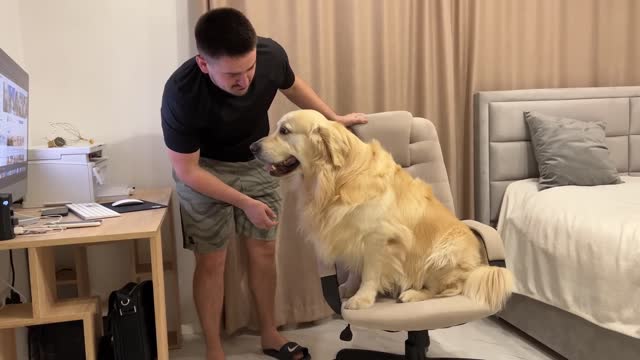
[195,7,257,59]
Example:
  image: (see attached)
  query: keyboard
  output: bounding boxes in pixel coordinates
[66,203,121,220]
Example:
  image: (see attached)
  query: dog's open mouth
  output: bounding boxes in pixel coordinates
[265,156,300,177]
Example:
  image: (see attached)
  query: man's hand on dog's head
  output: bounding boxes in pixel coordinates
[334,113,368,127]
[241,198,278,229]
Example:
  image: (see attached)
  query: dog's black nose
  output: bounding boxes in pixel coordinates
[250,141,261,154]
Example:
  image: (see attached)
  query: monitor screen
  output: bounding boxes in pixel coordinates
[0,48,29,202]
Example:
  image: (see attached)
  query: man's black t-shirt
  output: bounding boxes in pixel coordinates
[161,37,295,162]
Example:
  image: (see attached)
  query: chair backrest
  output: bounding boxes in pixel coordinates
[351,111,456,214]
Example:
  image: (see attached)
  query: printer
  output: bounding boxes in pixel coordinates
[24,144,109,208]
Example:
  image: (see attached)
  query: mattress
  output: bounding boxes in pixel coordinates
[496,176,640,339]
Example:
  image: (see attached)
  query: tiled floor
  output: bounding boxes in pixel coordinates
[170,316,564,360]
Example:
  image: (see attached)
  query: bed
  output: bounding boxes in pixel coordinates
[473,86,640,360]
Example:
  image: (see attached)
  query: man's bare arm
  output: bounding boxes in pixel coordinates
[280,75,367,126]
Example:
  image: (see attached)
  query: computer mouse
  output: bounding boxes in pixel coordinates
[111,198,144,207]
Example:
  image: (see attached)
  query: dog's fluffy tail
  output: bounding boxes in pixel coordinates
[463,266,514,313]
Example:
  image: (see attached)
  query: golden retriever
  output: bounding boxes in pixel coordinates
[250,109,513,311]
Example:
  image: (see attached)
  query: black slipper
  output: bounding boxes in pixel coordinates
[262,341,311,360]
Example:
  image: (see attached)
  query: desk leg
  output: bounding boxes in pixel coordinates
[0,329,17,360]
[83,314,97,360]
[74,246,90,297]
[166,194,183,349]
[150,231,169,360]
[28,247,57,317]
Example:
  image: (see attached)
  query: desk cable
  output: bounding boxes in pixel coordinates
[12,214,66,236]
[1,251,28,311]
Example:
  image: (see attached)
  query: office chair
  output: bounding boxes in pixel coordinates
[317,111,507,360]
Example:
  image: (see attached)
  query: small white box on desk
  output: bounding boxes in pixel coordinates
[24,143,108,208]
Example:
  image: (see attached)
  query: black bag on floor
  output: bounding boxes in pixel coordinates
[98,281,157,360]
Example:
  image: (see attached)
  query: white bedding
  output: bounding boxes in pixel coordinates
[496,176,640,338]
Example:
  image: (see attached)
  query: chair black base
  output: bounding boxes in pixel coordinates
[335,331,482,360]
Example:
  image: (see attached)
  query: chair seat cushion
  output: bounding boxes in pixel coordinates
[341,296,494,331]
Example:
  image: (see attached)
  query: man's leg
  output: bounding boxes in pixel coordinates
[239,159,308,359]
[245,238,304,360]
[176,169,234,360]
[194,249,227,360]
[178,158,267,359]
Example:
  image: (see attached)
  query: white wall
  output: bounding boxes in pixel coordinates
[1,0,204,356]
[20,0,181,187]
[0,0,24,60]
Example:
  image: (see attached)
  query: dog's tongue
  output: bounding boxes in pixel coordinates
[264,164,275,172]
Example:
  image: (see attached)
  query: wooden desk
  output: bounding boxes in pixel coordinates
[0,187,179,360]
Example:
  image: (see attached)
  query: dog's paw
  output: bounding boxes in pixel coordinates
[343,295,375,310]
[399,289,433,303]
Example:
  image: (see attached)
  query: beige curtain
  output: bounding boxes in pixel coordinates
[206,0,640,333]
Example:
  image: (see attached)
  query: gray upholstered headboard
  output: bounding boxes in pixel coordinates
[474,86,640,226]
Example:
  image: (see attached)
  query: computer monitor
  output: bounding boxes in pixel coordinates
[0,48,29,204]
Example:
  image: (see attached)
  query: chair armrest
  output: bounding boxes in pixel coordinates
[317,257,342,315]
[463,219,506,266]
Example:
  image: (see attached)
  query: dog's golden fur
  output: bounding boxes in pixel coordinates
[253,110,513,311]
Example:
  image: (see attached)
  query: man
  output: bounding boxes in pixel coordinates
[160,7,366,360]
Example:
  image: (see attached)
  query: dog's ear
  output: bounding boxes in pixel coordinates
[312,124,348,167]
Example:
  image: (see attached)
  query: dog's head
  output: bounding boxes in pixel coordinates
[250,109,353,177]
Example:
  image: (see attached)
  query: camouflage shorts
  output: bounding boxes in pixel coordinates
[175,157,281,254]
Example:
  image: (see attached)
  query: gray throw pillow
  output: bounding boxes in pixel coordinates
[524,111,622,190]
